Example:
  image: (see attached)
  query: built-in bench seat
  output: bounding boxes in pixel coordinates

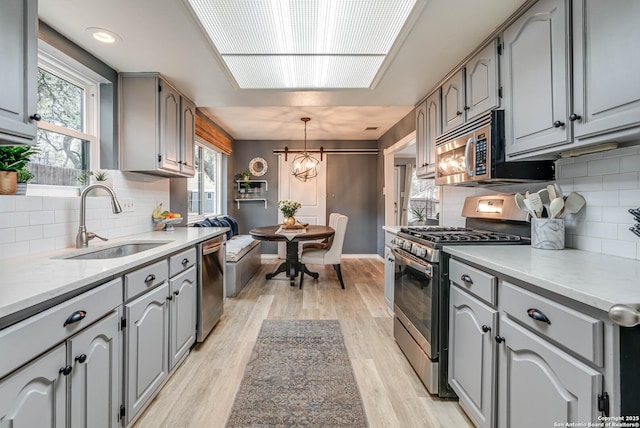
[192,216,261,297]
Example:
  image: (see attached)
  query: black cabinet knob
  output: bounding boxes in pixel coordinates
[569,113,582,122]
[59,365,72,376]
[463,106,470,111]
[173,290,180,296]
[553,120,565,128]
[495,336,506,344]
[63,310,87,327]
[181,258,189,266]
[456,111,463,116]
[167,295,173,301]
[460,274,473,285]
[144,274,156,283]
[482,325,491,333]
[29,114,41,122]
[75,354,87,364]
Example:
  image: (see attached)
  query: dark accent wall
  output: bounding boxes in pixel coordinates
[38,21,119,169]
[376,109,416,256]
[229,140,378,254]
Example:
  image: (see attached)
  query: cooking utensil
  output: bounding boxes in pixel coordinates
[515,193,535,217]
[537,188,550,207]
[549,197,564,219]
[563,192,586,216]
[554,182,563,199]
[547,184,557,201]
[527,192,544,218]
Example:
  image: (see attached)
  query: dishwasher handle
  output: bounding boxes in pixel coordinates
[202,242,223,256]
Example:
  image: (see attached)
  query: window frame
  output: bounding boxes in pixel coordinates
[187,140,223,223]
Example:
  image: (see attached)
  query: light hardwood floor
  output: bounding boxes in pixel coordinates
[133,259,473,428]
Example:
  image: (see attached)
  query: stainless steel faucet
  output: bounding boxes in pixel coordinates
[76,184,123,248]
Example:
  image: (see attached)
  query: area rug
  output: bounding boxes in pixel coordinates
[226,319,368,427]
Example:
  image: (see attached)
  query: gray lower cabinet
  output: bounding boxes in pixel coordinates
[169,266,197,369]
[0,0,38,145]
[383,246,395,309]
[0,343,67,427]
[125,282,169,424]
[498,316,602,428]
[448,285,497,428]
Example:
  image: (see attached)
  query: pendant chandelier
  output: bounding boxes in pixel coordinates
[290,117,320,182]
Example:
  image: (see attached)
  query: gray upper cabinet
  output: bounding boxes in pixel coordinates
[0,0,38,145]
[465,41,499,122]
[503,0,571,157]
[441,70,465,134]
[498,317,602,428]
[572,0,640,144]
[416,90,440,178]
[120,73,195,177]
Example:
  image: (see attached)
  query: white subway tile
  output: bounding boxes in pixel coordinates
[2,212,30,228]
[581,206,602,222]
[30,238,56,254]
[0,196,16,212]
[602,239,636,259]
[586,190,619,206]
[555,157,575,166]
[582,222,618,239]
[559,162,588,178]
[55,235,75,250]
[572,235,602,253]
[603,172,638,190]
[604,146,640,158]
[637,243,640,260]
[620,155,640,172]
[55,209,79,223]
[617,224,639,241]
[42,196,79,211]
[44,223,74,238]
[0,228,16,244]
[0,242,29,258]
[620,189,640,204]
[15,225,43,242]
[573,176,603,192]
[15,196,43,211]
[588,158,619,176]
[29,210,56,225]
[603,207,638,223]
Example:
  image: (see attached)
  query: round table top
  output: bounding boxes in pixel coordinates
[249,225,335,242]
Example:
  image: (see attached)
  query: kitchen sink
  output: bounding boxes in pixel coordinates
[55,241,171,260]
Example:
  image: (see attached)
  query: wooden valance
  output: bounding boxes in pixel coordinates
[195,114,232,155]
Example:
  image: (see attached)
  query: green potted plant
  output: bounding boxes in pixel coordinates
[16,169,35,195]
[409,204,426,226]
[237,171,252,196]
[0,146,38,195]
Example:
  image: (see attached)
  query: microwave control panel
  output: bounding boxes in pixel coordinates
[475,132,488,175]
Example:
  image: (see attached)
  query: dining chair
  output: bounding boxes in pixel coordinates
[299,214,349,289]
[301,212,340,251]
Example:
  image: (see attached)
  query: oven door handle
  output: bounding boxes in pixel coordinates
[392,248,432,278]
[464,136,475,177]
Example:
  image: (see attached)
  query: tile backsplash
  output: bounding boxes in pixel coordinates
[441,144,640,260]
[0,171,170,259]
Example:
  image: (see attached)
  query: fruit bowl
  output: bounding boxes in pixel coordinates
[153,217,183,231]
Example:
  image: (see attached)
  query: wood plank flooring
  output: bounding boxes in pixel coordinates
[133,259,473,428]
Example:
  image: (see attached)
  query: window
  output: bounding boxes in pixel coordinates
[188,142,222,220]
[27,51,99,187]
[408,170,439,223]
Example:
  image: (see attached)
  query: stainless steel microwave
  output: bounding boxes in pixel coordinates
[434,110,555,186]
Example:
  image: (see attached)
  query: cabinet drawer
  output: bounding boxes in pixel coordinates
[169,247,196,277]
[449,259,497,305]
[125,259,168,301]
[384,232,397,248]
[0,278,122,379]
[501,281,603,366]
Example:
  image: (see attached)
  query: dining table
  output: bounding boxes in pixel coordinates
[249,225,335,287]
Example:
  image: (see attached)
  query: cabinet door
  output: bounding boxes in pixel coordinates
[572,0,640,142]
[68,311,121,428]
[498,316,602,428]
[417,90,440,179]
[383,246,395,309]
[465,41,499,122]
[415,100,429,177]
[180,97,196,177]
[441,69,465,134]
[159,80,181,173]
[503,0,571,157]
[125,283,169,424]
[0,343,67,428]
[449,286,497,428]
[169,266,197,370]
[0,0,38,145]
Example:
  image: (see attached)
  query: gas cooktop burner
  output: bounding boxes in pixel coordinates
[400,226,524,244]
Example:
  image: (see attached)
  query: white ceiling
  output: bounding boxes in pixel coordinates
[38,0,527,141]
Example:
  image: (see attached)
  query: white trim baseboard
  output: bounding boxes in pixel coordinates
[261,254,383,262]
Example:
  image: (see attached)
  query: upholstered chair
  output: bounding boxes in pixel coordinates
[299,214,349,289]
[301,212,340,251]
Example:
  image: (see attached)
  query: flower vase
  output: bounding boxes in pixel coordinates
[283,216,296,226]
[0,171,17,195]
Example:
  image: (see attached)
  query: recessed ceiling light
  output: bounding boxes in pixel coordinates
[85,27,121,44]
[187,0,425,90]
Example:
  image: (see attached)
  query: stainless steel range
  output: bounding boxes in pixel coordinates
[392,194,531,398]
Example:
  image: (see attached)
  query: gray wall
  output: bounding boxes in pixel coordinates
[229,139,378,254]
[376,109,417,256]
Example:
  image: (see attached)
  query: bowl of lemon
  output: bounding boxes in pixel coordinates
[152,204,183,231]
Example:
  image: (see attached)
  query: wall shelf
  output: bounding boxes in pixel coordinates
[235,180,268,209]
[234,198,267,209]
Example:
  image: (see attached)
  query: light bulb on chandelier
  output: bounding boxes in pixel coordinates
[291,117,320,182]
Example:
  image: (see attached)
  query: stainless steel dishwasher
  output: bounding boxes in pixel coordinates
[197,234,225,342]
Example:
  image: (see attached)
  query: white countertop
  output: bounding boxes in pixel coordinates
[382,225,401,234]
[443,245,640,313]
[0,227,227,326]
